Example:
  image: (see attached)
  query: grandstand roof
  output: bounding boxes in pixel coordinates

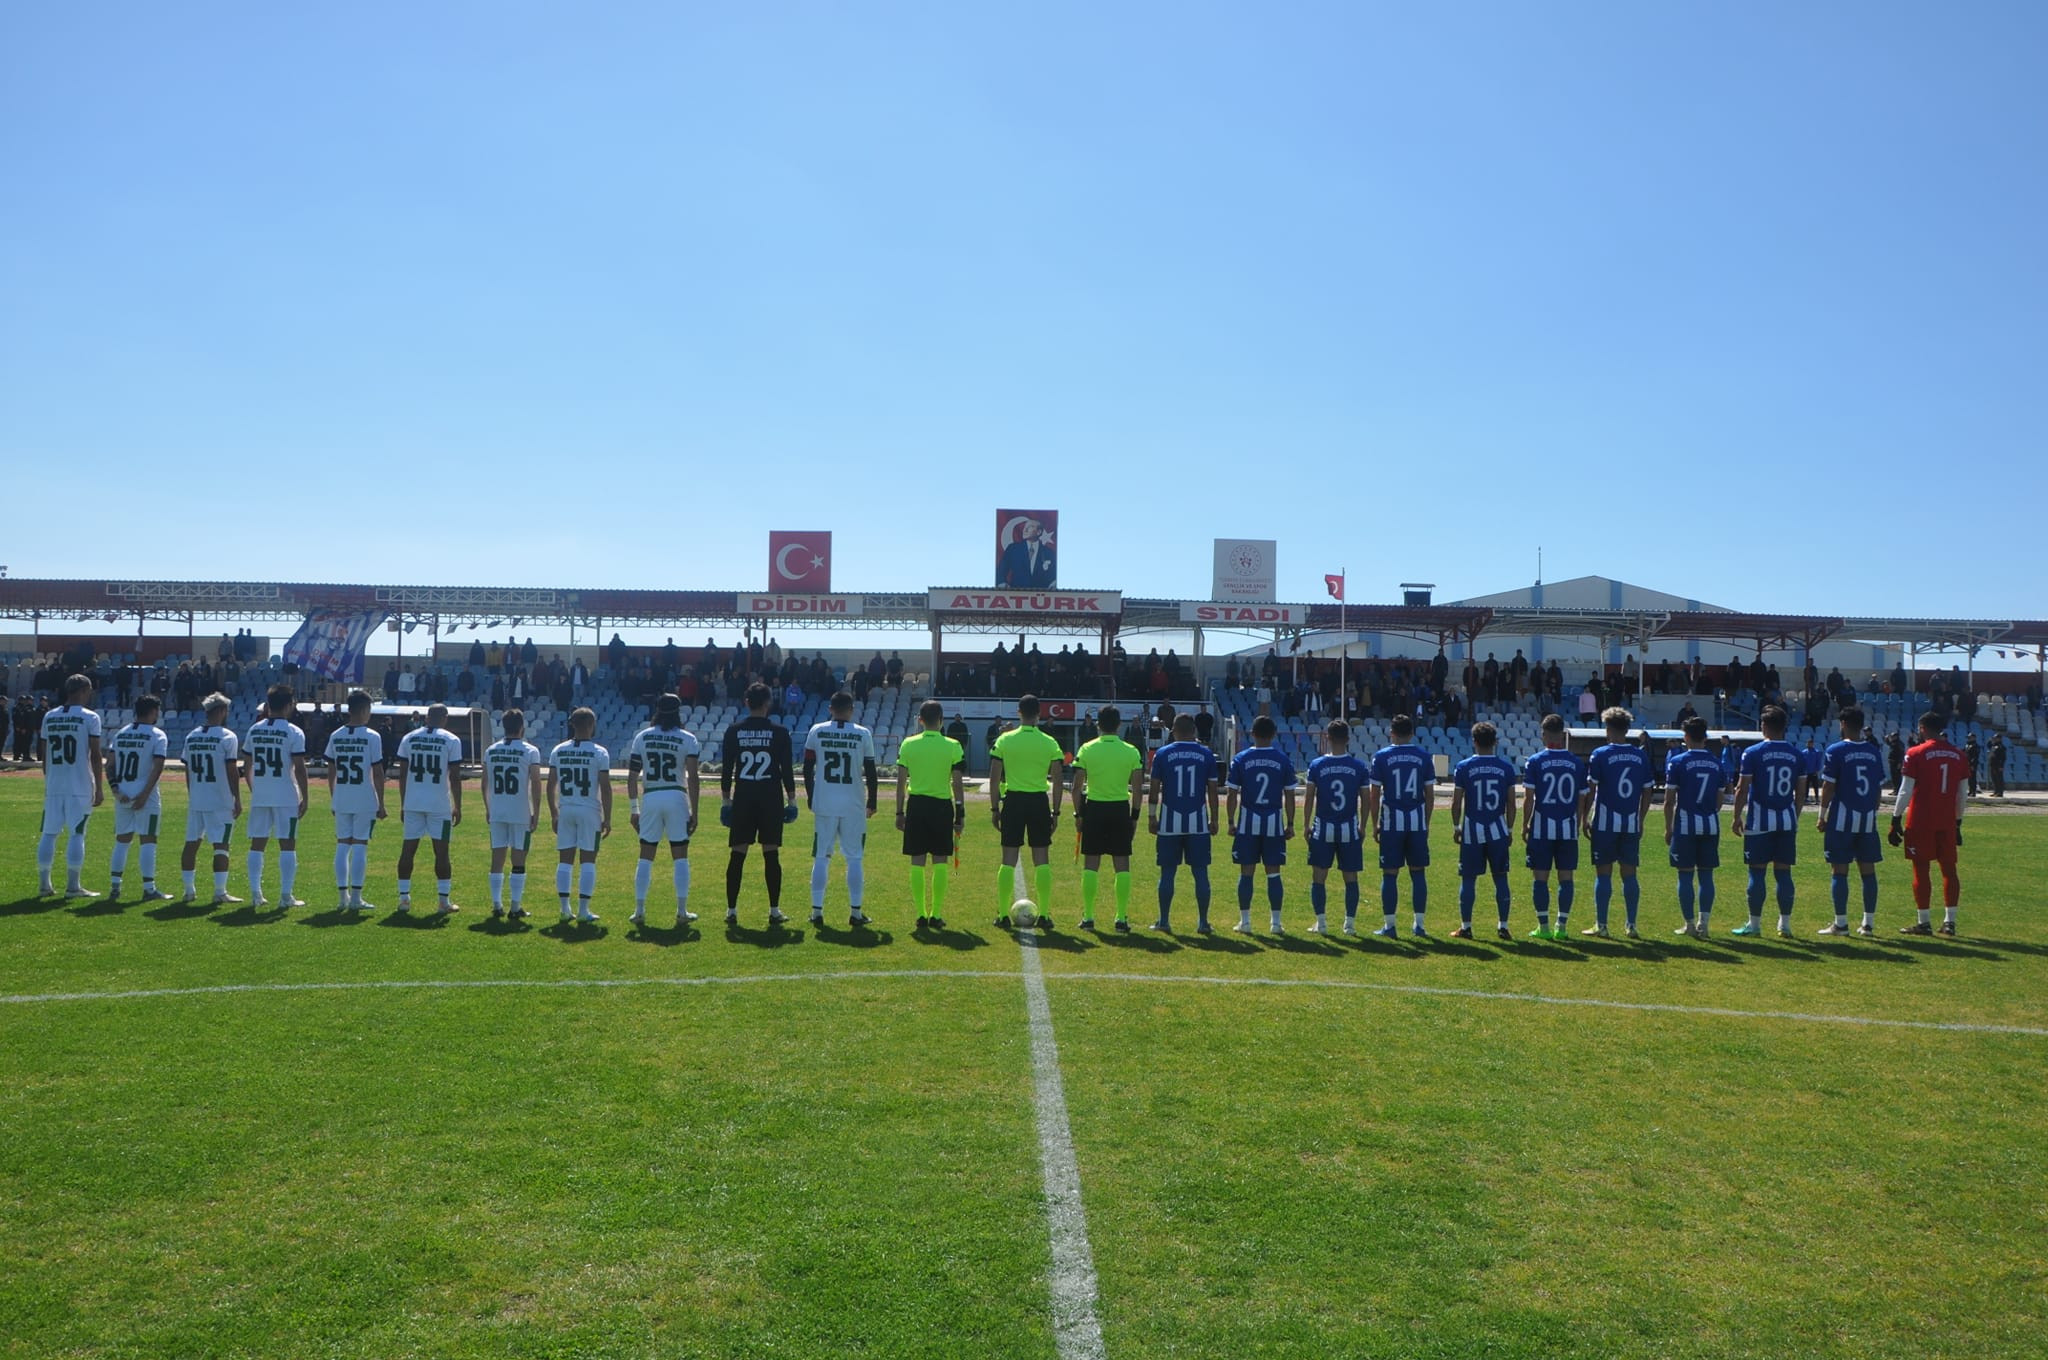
[0,577,2042,658]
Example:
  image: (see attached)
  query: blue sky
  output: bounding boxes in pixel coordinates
[4,1,2043,617]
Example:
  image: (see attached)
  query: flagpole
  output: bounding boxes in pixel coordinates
[1340,567,1348,723]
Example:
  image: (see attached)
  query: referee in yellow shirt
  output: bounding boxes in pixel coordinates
[1071,706,1147,931]
[990,695,1066,928]
[895,700,966,929]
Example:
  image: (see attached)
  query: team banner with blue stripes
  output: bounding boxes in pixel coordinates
[282,609,389,682]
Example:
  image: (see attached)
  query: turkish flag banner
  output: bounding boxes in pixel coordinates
[769,531,832,591]
[1324,573,1345,601]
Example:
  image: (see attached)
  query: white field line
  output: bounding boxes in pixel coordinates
[1019,939,1107,1360]
[0,967,2043,1038]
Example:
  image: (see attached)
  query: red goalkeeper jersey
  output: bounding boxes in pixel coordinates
[1901,739,1968,827]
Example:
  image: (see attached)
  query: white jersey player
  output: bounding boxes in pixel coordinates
[482,709,544,918]
[395,705,463,913]
[547,707,611,923]
[243,685,310,908]
[179,693,242,906]
[324,690,387,912]
[802,691,878,927]
[625,694,702,927]
[36,675,105,899]
[106,695,170,900]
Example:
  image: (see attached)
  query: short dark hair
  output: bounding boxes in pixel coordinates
[267,683,295,715]
[501,708,525,736]
[570,706,596,734]
[62,673,92,702]
[1251,714,1276,740]
[1018,695,1041,720]
[346,689,373,716]
[1541,713,1566,737]
[919,699,945,727]
[830,690,854,712]
[1391,714,1415,738]
[745,682,772,711]
[1602,706,1633,735]
[427,703,449,726]
[655,693,682,727]
[134,695,161,721]
[1172,714,1196,737]
[1839,705,1865,736]
[1096,705,1120,733]
[1920,711,1947,736]
[1683,716,1709,741]
[1760,705,1788,736]
[1470,721,1497,749]
[1325,719,1349,742]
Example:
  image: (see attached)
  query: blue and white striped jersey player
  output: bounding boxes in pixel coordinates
[1365,714,1435,938]
[1731,705,1806,937]
[1146,714,1221,934]
[1661,717,1726,937]
[1225,715,1296,934]
[1582,706,1654,938]
[1449,721,1517,939]
[1521,713,1585,939]
[1816,705,1887,936]
[1301,720,1369,935]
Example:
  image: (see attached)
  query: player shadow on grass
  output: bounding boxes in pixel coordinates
[538,919,608,943]
[213,904,291,927]
[1257,932,1341,958]
[1415,935,1497,962]
[1716,936,1823,963]
[1088,928,1182,954]
[813,923,893,949]
[1183,930,1261,955]
[625,921,700,947]
[300,908,369,928]
[143,899,216,921]
[1339,932,1425,959]
[724,923,803,948]
[0,895,67,917]
[376,910,455,930]
[1877,936,2007,963]
[1013,927,1095,953]
[1964,937,2048,959]
[910,923,993,951]
[468,915,535,938]
[66,897,131,918]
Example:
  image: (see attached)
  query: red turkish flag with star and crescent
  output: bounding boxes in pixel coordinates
[1325,573,1345,602]
[769,531,833,591]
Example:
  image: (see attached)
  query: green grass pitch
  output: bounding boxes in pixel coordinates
[2,770,2045,1358]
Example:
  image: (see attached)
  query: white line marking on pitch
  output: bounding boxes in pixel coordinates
[1019,939,1108,1360]
[1,967,2042,1038]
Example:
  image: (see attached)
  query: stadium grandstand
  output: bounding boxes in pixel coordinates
[2,576,2043,787]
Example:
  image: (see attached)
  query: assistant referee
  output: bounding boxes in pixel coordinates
[1071,706,1146,932]
[895,700,966,929]
[989,695,1066,928]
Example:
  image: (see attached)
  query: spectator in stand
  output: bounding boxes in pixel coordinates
[1885,730,1906,792]
[1964,734,1981,797]
[397,664,417,699]
[1577,678,1601,726]
[469,637,486,669]
[1987,734,2007,797]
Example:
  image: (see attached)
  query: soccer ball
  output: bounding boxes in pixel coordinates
[1011,899,1038,929]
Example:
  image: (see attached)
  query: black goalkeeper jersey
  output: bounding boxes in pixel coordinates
[722,715,794,803]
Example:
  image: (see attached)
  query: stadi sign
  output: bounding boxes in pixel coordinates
[1179,602,1305,625]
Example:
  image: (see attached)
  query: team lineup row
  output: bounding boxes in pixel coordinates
[27,677,1972,942]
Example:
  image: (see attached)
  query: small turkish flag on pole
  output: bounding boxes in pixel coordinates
[769,531,833,591]
[1324,573,1345,602]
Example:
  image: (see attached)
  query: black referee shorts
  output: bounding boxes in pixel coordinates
[728,793,785,848]
[999,791,1054,849]
[1079,801,1136,858]
[901,794,956,858]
